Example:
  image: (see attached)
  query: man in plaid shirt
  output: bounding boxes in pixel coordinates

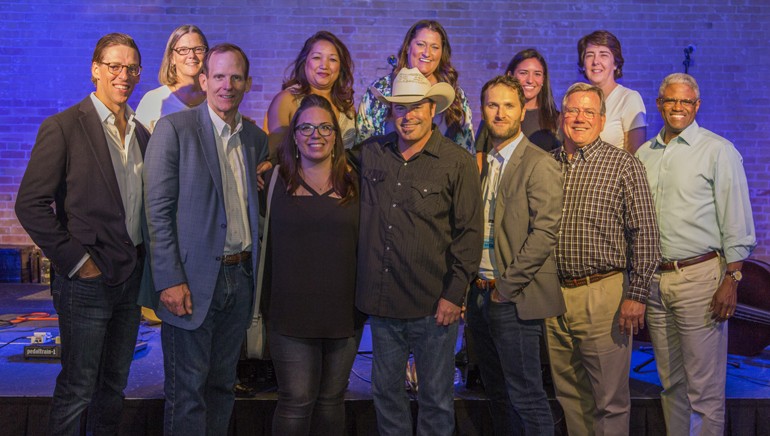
[546,82,661,436]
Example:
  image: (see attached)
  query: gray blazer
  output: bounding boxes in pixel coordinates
[482,136,566,320]
[142,103,268,330]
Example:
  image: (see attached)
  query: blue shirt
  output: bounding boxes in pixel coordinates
[636,121,756,263]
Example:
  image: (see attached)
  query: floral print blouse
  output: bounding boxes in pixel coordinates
[355,74,475,154]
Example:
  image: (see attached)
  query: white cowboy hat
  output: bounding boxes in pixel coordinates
[371,67,455,114]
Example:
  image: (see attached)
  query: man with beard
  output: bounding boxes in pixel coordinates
[465,75,565,435]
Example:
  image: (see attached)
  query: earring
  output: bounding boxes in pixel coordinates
[332,148,335,159]
[295,143,299,160]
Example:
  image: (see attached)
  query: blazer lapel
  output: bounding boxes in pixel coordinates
[494,137,527,226]
[239,126,260,228]
[196,105,225,204]
[78,97,125,215]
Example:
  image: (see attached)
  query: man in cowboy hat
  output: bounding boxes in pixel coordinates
[350,67,483,436]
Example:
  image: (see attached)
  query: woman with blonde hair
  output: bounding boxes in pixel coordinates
[136,24,208,132]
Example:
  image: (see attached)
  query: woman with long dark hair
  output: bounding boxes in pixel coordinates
[265,94,361,436]
[477,48,561,153]
[266,31,356,154]
[356,19,474,153]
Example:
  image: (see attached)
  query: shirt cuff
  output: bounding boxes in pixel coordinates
[69,253,90,278]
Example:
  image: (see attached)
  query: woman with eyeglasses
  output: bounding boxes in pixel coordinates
[356,19,474,154]
[136,25,208,132]
[264,94,362,436]
[577,30,647,154]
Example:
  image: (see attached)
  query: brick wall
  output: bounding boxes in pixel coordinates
[2,0,769,260]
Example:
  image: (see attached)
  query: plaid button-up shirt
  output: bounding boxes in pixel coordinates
[554,138,661,303]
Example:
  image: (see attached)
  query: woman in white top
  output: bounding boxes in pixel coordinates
[136,25,208,132]
[266,31,356,155]
[577,30,646,154]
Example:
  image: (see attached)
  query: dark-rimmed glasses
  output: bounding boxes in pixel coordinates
[657,98,699,109]
[99,62,142,77]
[295,123,335,137]
[173,46,208,56]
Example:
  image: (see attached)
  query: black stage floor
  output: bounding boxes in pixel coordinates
[2,283,769,435]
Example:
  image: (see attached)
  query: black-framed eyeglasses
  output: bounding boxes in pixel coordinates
[295,123,335,137]
[563,107,598,120]
[173,46,208,56]
[657,98,699,108]
[99,62,142,77]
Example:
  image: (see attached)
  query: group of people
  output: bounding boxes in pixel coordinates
[13,18,755,436]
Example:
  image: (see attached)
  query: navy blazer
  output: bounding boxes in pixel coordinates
[16,96,150,286]
[143,103,268,330]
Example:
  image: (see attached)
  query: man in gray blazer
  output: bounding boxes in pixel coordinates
[465,75,565,435]
[143,43,268,435]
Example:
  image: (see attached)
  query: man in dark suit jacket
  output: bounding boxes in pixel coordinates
[142,43,268,435]
[465,75,565,435]
[15,33,149,435]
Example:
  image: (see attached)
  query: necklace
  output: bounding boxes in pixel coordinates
[299,170,332,195]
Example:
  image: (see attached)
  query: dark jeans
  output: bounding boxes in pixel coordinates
[369,315,459,436]
[270,329,362,436]
[48,261,142,436]
[162,261,253,436]
[465,286,554,436]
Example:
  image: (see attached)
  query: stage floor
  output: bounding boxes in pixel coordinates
[2,283,769,435]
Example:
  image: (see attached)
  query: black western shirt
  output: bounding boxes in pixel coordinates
[350,129,483,319]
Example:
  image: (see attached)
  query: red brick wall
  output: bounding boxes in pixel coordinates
[3,1,769,260]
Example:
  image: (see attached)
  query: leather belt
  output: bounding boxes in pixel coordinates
[659,251,718,271]
[561,270,622,288]
[222,251,251,265]
[473,277,496,290]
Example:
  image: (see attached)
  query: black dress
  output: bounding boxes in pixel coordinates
[266,172,360,338]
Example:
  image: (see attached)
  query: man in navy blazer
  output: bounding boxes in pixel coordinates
[15,33,150,434]
[465,75,565,435]
[143,43,268,435]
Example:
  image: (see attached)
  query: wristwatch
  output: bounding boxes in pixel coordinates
[726,270,743,282]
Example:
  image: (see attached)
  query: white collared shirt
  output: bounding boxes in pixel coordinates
[89,93,143,246]
[70,94,144,277]
[207,105,251,254]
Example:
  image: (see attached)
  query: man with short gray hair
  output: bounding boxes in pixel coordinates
[547,82,660,435]
[637,73,756,435]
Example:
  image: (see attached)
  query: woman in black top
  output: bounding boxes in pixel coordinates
[477,48,561,154]
[266,95,361,436]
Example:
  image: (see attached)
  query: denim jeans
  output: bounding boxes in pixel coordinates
[465,286,554,436]
[48,261,142,436]
[369,315,458,436]
[162,261,253,436]
[270,329,362,436]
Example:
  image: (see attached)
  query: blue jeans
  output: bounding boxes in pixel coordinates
[369,315,458,436]
[48,261,142,436]
[465,286,554,436]
[162,261,253,436]
[270,329,362,436]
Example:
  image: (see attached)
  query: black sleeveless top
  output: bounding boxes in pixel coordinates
[266,171,360,338]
